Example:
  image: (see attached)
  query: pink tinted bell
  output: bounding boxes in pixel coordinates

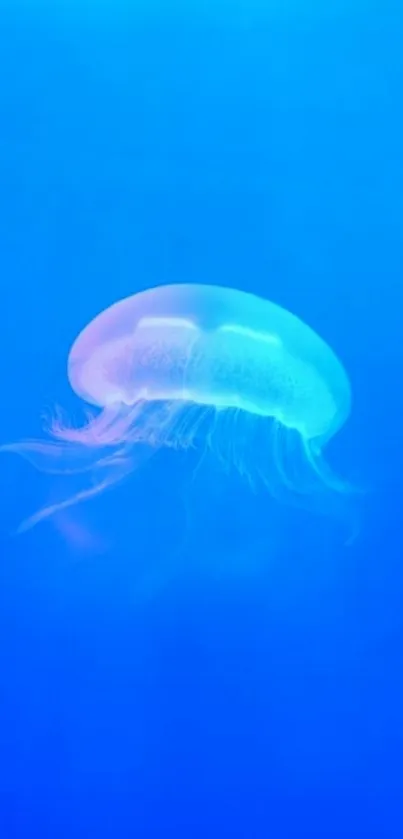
[68,284,216,409]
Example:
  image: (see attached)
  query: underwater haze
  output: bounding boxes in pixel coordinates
[0,2,402,837]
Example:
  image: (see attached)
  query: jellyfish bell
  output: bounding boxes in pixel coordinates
[1,284,353,531]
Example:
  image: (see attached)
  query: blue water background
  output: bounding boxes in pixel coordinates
[0,3,402,837]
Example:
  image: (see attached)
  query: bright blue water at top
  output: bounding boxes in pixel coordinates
[0,3,402,837]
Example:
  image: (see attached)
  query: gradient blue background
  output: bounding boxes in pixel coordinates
[0,2,402,837]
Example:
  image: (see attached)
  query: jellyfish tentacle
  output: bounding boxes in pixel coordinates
[0,440,104,475]
[14,455,133,533]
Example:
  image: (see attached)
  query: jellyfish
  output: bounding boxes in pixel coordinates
[1,284,352,531]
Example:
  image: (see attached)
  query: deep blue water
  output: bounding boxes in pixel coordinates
[0,3,402,837]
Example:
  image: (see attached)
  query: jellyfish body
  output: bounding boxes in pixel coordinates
[2,284,352,530]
